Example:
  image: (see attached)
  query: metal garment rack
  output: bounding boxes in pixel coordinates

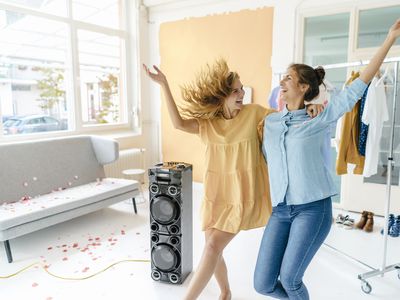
[275,56,400,293]
[323,57,400,294]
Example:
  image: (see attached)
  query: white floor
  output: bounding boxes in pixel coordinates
[1,183,399,300]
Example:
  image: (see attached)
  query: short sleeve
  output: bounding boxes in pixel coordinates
[257,108,276,143]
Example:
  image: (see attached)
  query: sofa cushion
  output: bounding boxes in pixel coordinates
[0,136,112,205]
[0,178,137,231]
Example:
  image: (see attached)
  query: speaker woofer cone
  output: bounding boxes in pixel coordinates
[150,195,180,225]
[151,243,181,272]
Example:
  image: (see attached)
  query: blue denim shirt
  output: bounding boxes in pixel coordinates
[262,78,368,206]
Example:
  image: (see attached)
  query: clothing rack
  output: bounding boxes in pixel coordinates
[276,56,400,294]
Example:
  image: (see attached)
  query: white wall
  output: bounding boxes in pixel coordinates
[139,0,400,215]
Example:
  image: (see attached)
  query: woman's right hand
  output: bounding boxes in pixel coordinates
[143,64,167,86]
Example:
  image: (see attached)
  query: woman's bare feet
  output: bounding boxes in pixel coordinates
[219,290,232,300]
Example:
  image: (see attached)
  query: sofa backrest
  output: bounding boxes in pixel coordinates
[0,136,108,204]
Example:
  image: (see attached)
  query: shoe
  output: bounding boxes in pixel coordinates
[363,212,374,232]
[343,216,355,230]
[355,211,368,229]
[389,216,400,237]
[335,214,345,226]
[381,214,395,235]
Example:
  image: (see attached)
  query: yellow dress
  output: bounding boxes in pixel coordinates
[198,104,274,234]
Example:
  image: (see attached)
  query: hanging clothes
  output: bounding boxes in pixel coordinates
[268,86,280,109]
[362,74,389,177]
[336,71,366,175]
[358,86,370,156]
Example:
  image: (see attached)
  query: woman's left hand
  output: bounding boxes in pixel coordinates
[388,19,400,40]
[306,104,325,118]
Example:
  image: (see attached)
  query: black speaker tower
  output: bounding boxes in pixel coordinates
[148,162,193,284]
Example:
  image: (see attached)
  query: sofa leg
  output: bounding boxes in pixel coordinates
[132,198,137,214]
[4,240,13,263]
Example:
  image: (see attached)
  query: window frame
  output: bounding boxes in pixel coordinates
[296,0,400,64]
[0,0,139,142]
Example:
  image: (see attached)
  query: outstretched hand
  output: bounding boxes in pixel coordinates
[143,64,167,86]
[389,19,400,40]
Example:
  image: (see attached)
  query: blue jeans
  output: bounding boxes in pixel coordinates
[254,198,332,299]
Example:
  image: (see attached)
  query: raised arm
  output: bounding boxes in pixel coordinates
[359,19,400,84]
[143,64,199,134]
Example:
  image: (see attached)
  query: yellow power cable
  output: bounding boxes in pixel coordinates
[0,259,150,280]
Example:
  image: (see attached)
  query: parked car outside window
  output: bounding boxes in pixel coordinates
[3,115,64,135]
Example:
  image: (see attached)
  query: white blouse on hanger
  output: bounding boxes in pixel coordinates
[361,72,389,177]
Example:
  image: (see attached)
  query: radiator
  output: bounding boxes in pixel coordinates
[104,148,144,179]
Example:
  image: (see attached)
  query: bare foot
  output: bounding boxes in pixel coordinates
[219,291,232,300]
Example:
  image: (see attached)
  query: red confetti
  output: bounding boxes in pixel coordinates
[72,243,78,248]
[62,257,68,261]
[95,237,100,241]
[32,282,38,287]
[63,249,67,253]
[121,230,126,235]
[82,267,90,273]
[47,247,53,250]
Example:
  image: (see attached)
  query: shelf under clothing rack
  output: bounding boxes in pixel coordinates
[276,56,400,294]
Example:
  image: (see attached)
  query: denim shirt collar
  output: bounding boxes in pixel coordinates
[280,106,307,119]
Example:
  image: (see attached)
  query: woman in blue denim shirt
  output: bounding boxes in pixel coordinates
[254,19,400,300]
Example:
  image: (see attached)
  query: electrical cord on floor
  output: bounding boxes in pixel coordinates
[0,259,150,280]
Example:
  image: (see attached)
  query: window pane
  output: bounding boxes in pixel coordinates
[73,0,122,29]
[303,13,351,204]
[1,0,67,17]
[303,13,350,66]
[0,10,70,136]
[78,30,122,125]
[358,6,400,48]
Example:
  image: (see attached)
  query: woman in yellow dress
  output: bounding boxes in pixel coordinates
[143,59,318,300]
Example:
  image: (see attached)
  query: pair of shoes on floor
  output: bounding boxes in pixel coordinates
[335,214,354,229]
[380,214,400,237]
[355,211,374,232]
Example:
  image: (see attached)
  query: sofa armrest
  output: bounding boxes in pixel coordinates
[90,136,119,165]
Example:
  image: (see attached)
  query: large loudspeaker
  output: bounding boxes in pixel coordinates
[148,162,193,284]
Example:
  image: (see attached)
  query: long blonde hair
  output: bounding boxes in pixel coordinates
[180,59,239,119]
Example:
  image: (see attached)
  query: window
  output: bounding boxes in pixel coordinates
[303,13,350,89]
[0,0,134,138]
[302,13,351,204]
[358,6,400,48]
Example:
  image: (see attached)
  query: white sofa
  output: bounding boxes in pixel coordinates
[0,135,139,263]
